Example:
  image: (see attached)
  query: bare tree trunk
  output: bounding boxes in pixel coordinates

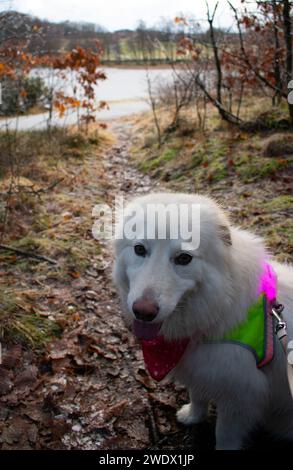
[204,1,241,125]
[236,81,244,120]
[272,0,282,105]
[153,41,195,129]
[283,0,293,124]
[173,75,180,127]
[194,74,241,124]
[168,65,195,129]
[206,1,222,105]
[146,70,162,147]
[202,94,207,130]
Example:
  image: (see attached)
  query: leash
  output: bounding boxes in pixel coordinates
[271,302,287,351]
[271,301,293,399]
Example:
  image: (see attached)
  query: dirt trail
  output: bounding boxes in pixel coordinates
[60,121,198,450]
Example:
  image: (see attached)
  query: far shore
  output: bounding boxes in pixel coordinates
[99,60,188,69]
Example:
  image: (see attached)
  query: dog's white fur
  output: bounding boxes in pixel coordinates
[113,192,293,449]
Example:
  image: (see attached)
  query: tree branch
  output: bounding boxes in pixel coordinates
[228,0,287,98]
[194,73,242,125]
[0,244,58,265]
[206,1,222,105]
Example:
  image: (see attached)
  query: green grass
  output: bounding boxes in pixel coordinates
[263,195,293,212]
[134,116,293,188]
[0,127,101,180]
[130,106,293,270]
[139,147,179,172]
[0,124,109,350]
[8,230,100,272]
[0,289,61,347]
[237,157,291,183]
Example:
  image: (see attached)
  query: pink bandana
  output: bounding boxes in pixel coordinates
[141,336,190,381]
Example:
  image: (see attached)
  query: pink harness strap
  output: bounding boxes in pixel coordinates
[257,262,277,368]
[258,262,277,301]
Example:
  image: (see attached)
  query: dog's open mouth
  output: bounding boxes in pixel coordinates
[132,319,162,340]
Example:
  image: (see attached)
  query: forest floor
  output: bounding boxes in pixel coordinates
[0,121,200,450]
[0,108,292,450]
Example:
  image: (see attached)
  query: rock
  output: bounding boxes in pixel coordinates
[262,133,293,157]
[72,424,82,432]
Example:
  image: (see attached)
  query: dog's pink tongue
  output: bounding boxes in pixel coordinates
[132,320,161,340]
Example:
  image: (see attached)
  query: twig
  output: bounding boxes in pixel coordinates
[147,402,160,446]
[31,177,65,194]
[0,244,58,265]
[0,178,64,197]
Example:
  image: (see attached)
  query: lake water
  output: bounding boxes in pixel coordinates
[1,67,173,131]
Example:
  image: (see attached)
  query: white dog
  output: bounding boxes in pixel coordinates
[113,192,293,449]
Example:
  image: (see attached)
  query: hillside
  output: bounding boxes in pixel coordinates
[0,10,182,63]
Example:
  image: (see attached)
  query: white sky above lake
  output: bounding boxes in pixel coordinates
[8,0,247,31]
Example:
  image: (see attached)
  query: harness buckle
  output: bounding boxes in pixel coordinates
[271,303,287,344]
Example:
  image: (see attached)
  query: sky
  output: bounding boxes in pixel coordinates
[8,0,245,31]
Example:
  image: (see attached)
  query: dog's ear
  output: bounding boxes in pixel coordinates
[218,224,232,246]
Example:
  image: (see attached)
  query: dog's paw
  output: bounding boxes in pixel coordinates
[176,403,206,426]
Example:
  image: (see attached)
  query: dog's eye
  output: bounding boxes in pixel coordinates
[174,253,193,266]
[134,244,146,257]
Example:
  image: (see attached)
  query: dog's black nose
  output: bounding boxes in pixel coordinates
[132,298,159,322]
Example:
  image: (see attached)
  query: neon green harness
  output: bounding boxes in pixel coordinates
[221,294,274,367]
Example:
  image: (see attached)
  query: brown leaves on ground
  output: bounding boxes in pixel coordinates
[0,122,191,450]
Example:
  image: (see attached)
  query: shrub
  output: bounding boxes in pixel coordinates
[262,133,293,157]
[0,75,48,116]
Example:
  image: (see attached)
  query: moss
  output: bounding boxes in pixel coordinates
[7,233,99,273]
[235,154,252,167]
[264,195,293,212]
[0,289,61,347]
[242,108,290,131]
[140,147,179,172]
[190,151,204,167]
[13,235,41,251]
[278,226,293,246]
[169,173,187,181]
[210,144,228,159]
[65,245,92,270]
[194,157,228,185]
[32,213,53,232]
[189,138,229,184]
[9,313,61,347]
[238,157,290,182]
[208,164,228,182]
[262,133,293,157]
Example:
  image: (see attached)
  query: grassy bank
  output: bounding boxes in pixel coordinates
[100,59,187,67]
[0,125,113,347]
[127,103,293,263]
